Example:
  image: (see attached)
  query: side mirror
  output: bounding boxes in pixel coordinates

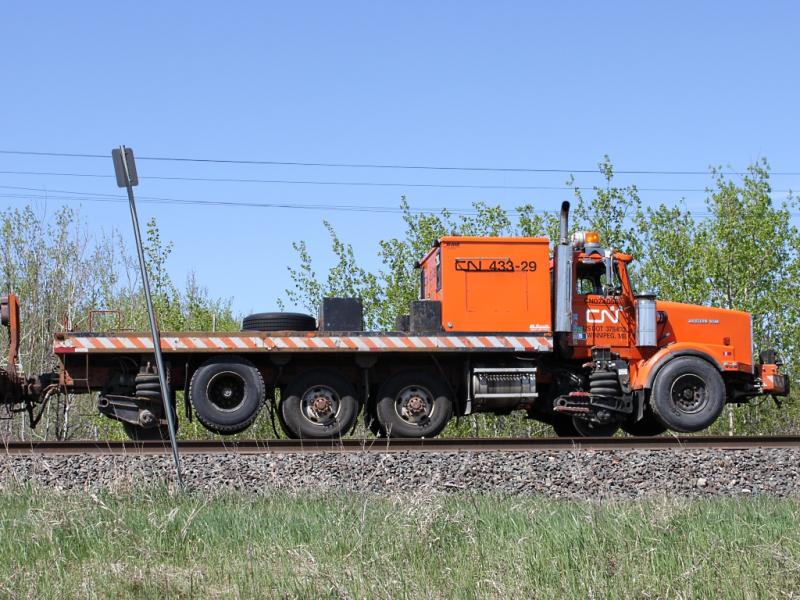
[0,296,8,326]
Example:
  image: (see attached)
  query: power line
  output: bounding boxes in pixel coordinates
[0,170,795,195]
[1,149,798,176]
[1,184,797,219]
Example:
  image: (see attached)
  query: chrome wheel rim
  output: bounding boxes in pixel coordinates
[394,385,435,425]
[300,385,341,426]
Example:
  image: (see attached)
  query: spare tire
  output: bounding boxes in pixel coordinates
[242,312,316,332]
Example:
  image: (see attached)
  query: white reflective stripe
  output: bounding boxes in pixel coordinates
[138,337,154,348]
[388,337,407,348]
[467,336,482,347]
[290,337,308,348]
[75,348,88,353]
[273,338,289,349]
[449,337,466,348]
[98,338,116,349]
[231,337,247,349]
[120,337,137,349]
[328,337,347,348]
[250,337,263,348]
[427,337,446,348]
[409,337,426,348]
[487,336,504,348]
[371,337,387,348]
[210,337,228,349]
[352,337,369,351]
[80,338,95,349]
[311,337,328,348]
[508,337,525,351]
[187,337,205,349]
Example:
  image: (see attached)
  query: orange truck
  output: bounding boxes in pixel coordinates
[0,202,789,439]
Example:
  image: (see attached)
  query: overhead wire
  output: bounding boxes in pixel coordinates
[1,184,797,218]
[0,170,794,195]
[1,149,798,176]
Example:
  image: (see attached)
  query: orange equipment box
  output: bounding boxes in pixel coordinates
[418,236,552,333]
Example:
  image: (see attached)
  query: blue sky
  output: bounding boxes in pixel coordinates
[1,1,798,315]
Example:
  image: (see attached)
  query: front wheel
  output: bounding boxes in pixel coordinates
[375,371,452,438]
[650,357,725,432]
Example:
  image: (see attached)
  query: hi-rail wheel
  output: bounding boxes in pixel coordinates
[282,370,359,439]
[188,356,266,435]
[551,415,620,437]
[621,405,668,436]
[650,356,725,432]
[122,422,173,441]
[375,371,452,438]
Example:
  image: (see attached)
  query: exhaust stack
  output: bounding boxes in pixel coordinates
[554,202,573,334]
[559,201,570,245]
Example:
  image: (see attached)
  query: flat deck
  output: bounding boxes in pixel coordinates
[53,331,553,354]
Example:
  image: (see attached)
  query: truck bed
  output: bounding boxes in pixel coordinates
[53,331,553,354]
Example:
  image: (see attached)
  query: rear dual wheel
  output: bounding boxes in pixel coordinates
[375,371,452,438]
[282,370,360,439]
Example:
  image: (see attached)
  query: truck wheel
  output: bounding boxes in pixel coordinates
[189,356,265,435]
[242,312,316,332]
[621,407,668,436]
[282,370,359,439]
[650,357,725,432]
[375,371,452,438]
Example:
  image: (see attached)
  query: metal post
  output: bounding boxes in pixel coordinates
[113,145,183,489]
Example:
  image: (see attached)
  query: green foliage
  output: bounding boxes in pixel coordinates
[0,206,239,439]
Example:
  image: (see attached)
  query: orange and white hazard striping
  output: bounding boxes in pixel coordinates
[54,334,552,353]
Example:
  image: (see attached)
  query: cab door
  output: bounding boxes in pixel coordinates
[571,258,632,349]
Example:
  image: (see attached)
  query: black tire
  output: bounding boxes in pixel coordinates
[650,357,725,432]
[123,422,173,442]
[282,370,360,439]
[277,398,299,439]
[189,356,266,435]
[375,371,452,438]
[621,406,668,436]
[242,312,316,332]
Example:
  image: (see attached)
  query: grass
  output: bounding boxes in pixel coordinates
[0,489,799,599]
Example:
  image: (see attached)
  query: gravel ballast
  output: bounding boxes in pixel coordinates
[1,448,799,498]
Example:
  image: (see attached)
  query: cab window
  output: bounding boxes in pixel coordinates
[576,261,617,296]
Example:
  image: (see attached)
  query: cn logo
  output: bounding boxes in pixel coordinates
[587,306,620,324]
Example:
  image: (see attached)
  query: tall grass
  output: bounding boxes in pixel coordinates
[0,489,798,598]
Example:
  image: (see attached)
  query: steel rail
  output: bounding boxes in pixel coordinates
[2,436,800,456]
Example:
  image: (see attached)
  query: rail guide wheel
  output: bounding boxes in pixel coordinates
[282,370,360,439]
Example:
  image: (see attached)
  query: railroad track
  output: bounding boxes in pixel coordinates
[2,435,800,455]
